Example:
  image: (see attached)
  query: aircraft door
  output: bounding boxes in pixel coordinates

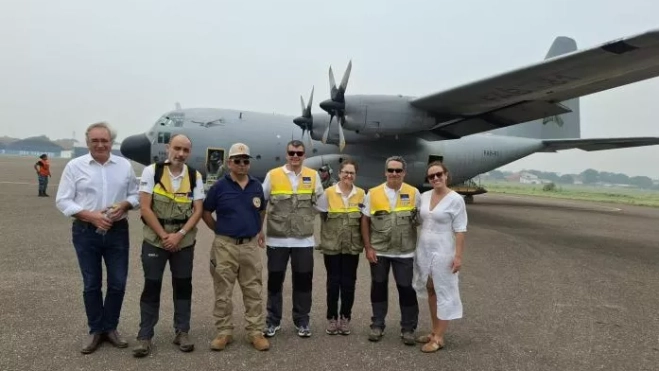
[206,147,226,179]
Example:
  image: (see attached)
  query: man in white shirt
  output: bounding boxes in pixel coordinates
[55,122,140,355]
[261,140,324,338]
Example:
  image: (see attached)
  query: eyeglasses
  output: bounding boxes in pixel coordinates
[232,158,250,165]
[288,151,305,157]
[387,168,403,173]
[427,171,444,180]
[341,170,355,176]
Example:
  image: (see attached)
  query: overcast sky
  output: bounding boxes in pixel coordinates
[2,0,658,177]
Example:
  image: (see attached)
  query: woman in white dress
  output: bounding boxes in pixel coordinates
[412,161,468,353]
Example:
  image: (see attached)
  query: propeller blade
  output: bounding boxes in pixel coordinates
[338,118,346,152]
[300,95,305,114]
[329,66,337,100]
[306,129,313,149]
[307,86,314,112]
[339,60,352,92]
[322,115,333,144]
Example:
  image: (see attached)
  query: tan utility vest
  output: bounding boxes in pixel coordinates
[318,185,366,255]
[143,165,198,249]
[266,166,318,238]
[368,183,418,254]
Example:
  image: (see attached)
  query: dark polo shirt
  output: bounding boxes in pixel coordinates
[203,173,266,238]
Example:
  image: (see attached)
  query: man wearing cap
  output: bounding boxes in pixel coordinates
[202,142,270,352]
[262,140,324,338]
[34,154,51,197]
[319,165,336,189]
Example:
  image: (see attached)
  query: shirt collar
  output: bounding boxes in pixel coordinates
[333,184,356,198]
[85,152,117,165]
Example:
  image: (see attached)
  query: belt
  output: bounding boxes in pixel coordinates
[217,234,255,245]
[73,218,128,229]
[157,217,189,226]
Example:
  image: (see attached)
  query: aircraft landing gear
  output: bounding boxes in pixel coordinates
[464,194,474,204]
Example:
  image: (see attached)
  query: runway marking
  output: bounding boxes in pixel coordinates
[490,193,622,212]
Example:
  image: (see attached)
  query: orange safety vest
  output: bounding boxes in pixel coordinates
[37,159,50,176]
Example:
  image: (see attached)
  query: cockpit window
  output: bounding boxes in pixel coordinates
[157,112,185,127]
[157,132,171,144]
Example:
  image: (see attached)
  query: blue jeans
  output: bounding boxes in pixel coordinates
[71,219,130,334]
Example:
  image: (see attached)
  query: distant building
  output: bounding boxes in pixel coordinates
[505,171,551,184]
[0,137,64,158]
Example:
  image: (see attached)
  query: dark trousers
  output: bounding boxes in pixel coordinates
[137,241,194,340]
[37,175,48,195]
[71,219,129,335]
[266,246,314,327]
[323,253,359,320]
[370,256,418,333]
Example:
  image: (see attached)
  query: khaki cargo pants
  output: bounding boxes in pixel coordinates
[210,234,265,339]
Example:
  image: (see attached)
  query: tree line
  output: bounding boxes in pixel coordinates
[487,169,657,190]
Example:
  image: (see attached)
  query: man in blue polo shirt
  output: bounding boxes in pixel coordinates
[202,142,270,352]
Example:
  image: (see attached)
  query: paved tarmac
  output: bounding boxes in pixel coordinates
[1,156,658,371]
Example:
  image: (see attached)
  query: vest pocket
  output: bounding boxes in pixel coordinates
[395,210,413,225]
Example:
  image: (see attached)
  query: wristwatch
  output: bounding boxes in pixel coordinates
[178,229,187,236]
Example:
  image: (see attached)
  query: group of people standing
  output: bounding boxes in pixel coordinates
[55,121,468,357]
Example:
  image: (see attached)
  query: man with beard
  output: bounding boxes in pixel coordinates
[132,133,205,357]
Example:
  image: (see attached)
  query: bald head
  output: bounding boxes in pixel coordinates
[167,134,192,166]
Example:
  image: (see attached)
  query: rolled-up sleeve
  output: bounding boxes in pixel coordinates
[126,166,140,209]
[55,163,83,217]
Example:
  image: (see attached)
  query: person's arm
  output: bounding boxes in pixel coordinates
[106,164,141,221]
[360,194,377,263]
[261,172,271,201]
[202,182,218,231]
[314,191,329,212]
[55,162,112,230]
[137,166,169,245]
[179,172,206,235]
[451,196,468,273]
[34,162,40,174]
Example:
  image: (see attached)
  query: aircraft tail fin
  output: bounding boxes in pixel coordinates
[491,36,580,139]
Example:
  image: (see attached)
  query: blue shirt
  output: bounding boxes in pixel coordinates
[203,174,266,238]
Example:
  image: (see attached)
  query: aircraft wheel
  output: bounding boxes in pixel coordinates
[464,195,474,204]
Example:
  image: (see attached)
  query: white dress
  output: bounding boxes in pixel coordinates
[412,190,468,320]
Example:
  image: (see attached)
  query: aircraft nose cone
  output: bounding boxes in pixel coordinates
[120,134,151,165]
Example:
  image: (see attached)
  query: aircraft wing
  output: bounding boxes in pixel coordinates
[409,29,659,139]
[538,137,659,152]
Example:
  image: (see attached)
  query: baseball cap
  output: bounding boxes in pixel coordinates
[228,142,252,158]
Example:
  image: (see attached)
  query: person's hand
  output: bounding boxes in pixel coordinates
[365,247,378,264]
[166,232,184,251]
[257,231,265,248]
[451,255,462,273]
[105,204,126,222]
[91,211,113,231]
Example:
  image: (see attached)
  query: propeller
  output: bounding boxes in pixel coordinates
[319,60,351,152]
[293,86,314,149]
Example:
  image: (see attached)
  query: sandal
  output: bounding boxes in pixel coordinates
[416,333,434,343]
[421,336,445,353]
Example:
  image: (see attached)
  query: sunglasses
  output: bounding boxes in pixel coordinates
[387,168,404,173]
[232,158,250,165]
[427,171,444,180]
[288,151,305,157]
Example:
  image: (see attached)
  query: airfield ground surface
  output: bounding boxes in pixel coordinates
[1,157,658,371]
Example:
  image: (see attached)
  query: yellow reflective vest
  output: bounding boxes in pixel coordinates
[318,185,365,255]
[266,166,319,238]
[367,182,418,254]
[143,164,198,249]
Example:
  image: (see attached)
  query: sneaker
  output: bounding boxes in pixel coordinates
[368,327,384,342]
[401,331,416,346]
[263,324,281,338]
[295,324,312,337]
[326,319,338,335]
[173,331,194,352]
[338,316,351,335]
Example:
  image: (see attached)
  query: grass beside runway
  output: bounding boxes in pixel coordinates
[480,181,659,207]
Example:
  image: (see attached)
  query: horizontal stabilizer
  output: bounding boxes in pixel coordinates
[539,137,659,152]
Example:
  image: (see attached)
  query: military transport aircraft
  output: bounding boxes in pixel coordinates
[120,29,659,202]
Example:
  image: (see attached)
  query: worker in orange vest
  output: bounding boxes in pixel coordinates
[34,154,51,197]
